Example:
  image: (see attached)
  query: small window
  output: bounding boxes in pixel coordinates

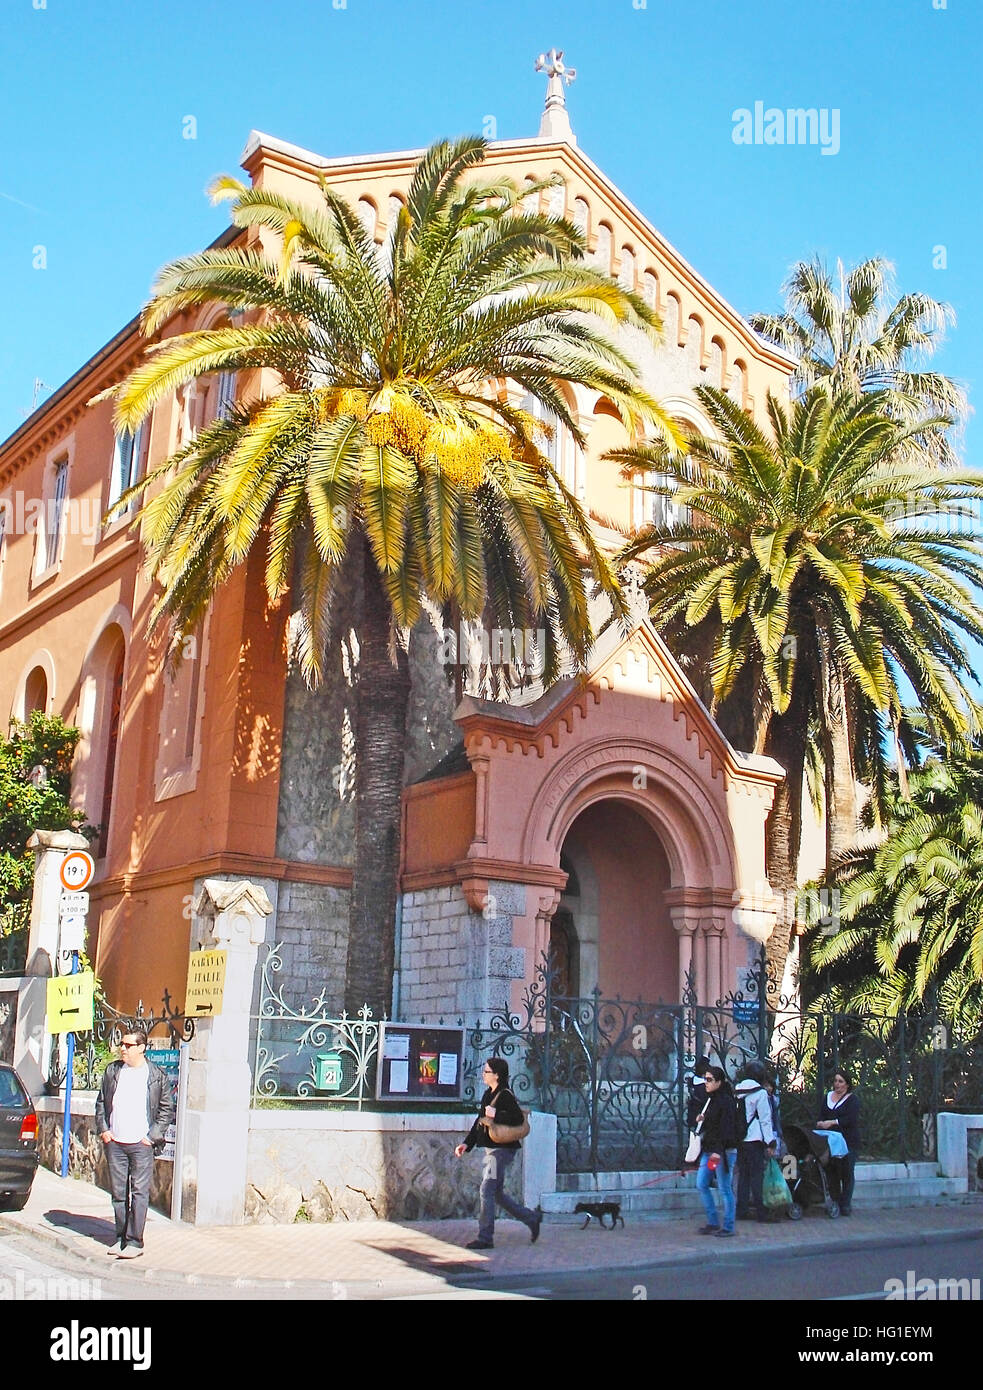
[24,665,48,715]
[108,424,149,510]
[572,197,589,236]
[216,372,237,420]
[43,458,69,571]
[618,247,635,291]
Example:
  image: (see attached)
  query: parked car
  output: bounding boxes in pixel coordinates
[0,1062,39,1210]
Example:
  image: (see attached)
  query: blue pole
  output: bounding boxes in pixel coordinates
[60,950,78,1179]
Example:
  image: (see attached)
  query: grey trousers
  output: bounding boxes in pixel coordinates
[478,1148,537,1242]
[106,1140,154,1247]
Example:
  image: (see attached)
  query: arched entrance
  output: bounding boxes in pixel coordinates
[558,800,675,1002]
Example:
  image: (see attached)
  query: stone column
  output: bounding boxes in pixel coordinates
[178,879,273,1226]
[15,829,90,1094]
[669,904,700,1002]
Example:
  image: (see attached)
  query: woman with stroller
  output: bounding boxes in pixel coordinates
[816,1068,861,1215]
[695,1066,739,1238]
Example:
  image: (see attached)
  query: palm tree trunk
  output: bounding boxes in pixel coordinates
[344,535,411,1017]
[763,696,808,994]
[819,646,858,874]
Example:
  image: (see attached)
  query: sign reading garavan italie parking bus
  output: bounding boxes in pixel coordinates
[185,949,227,1016]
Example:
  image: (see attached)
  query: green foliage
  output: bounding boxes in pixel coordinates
[0,713,93,937]
[804,745,983,1029]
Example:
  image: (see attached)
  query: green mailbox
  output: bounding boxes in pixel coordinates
[314,1052,343,1092]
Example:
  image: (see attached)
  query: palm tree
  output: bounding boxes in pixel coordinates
[104,136,670,1016]
[611,386,983,972]
[750,255,967,468]
[806,746,983,1030]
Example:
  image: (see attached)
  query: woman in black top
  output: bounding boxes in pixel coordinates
[816,1068,861,1215]
[454,1057,542,1250]
[695,1065,739,1237]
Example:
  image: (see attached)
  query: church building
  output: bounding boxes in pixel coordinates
[0,60,796,1022]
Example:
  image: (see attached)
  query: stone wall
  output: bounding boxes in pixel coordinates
[398,881,527,1022]
[246,1110,542,1223]
[271,881,350,1017]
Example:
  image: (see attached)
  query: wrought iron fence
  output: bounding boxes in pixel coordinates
[0,928,27,976]
[48,989,195,1093]
[252,944,383,1107]
[464,954,983,1174]
[246,939,983,1173]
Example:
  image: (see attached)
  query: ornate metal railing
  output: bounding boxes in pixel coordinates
[252,943,383,1107]
[49,989,195,1093]
[464,953,983,1174]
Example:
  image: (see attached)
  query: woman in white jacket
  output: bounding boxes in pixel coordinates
[734,1064,776,1223]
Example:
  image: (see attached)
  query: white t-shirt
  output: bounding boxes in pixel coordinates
[110,1064,150,1143]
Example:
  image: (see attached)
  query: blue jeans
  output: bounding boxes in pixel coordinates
[478,1148,537,1242]
[696,1150,737,1232]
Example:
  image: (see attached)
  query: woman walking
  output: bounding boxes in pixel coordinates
[695,1065,739,1238]
[454,1058,542,1250]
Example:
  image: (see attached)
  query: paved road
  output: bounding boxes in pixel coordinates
[418,1234,983,1301]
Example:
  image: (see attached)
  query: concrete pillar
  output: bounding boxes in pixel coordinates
[178,879,273,1226]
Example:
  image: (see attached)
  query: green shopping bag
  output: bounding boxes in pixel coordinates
[763,1155,792,1210]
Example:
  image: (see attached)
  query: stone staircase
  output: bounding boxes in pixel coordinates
[539,1161,967,1221]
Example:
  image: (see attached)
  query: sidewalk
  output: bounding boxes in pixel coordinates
[3,1166,981,1297]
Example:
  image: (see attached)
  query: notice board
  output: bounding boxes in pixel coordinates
[376,1023,465,1102]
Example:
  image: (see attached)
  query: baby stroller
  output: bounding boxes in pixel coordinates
[783,1125,841,1219]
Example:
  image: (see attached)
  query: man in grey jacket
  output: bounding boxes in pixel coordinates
[734,1063,776,1223]
[94,1030,176,1258]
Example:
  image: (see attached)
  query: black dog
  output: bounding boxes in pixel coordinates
[574,1200,624,1230]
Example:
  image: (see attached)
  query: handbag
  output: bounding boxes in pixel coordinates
[485,1091,531,1144]
[684,1099,709,1163]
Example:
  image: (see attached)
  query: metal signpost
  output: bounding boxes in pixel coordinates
[53,850,94,1178]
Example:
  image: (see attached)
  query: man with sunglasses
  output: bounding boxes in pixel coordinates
[95,1030,176,1258]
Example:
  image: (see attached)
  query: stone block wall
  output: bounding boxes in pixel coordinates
[246,1111,526,1223]
[270,881,350,1016]
[398,881,527,1022]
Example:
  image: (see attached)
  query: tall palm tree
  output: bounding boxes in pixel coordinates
[750,255,967,468]
[104,136,670,1016]
[806,746,983,1030]
[611,386,983,972]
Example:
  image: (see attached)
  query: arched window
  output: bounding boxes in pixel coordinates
[618,246,636,291]
[547,178,565,219]
[572,197,590,237]
[593,223,612,274]
[708,337,725,388]
[664,293,681,347]
[97,637,125,858]
[357,197,377,239]
[387,194,403,232]
[24,666,48,716]
[729,359,748,406]
[642,270,659,311]
[522,178,540,215]
[521,392,579,496]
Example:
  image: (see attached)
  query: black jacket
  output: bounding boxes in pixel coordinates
[463,1086,525,1151]
[687,1080,709,1132]
[700,1089,738,1156]
[95,1060,176,1152]
[818,1090,861,1153]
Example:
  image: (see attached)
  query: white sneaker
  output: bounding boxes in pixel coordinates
[117,1245,144,1259]
[106,1241,124,1257]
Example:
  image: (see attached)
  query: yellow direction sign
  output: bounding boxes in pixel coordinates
[46,972,95,1034]
[185,949,227,1017]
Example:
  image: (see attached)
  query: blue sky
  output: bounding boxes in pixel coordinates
[1,0,980,471]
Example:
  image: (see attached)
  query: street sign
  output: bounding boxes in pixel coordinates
[185,949,227,1017]
[60,891,89,916]
[59,918,86,953]
[46,972,95,1034]
[59,851,94,892]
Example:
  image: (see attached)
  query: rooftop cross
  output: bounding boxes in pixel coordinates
[535,48,577,145]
